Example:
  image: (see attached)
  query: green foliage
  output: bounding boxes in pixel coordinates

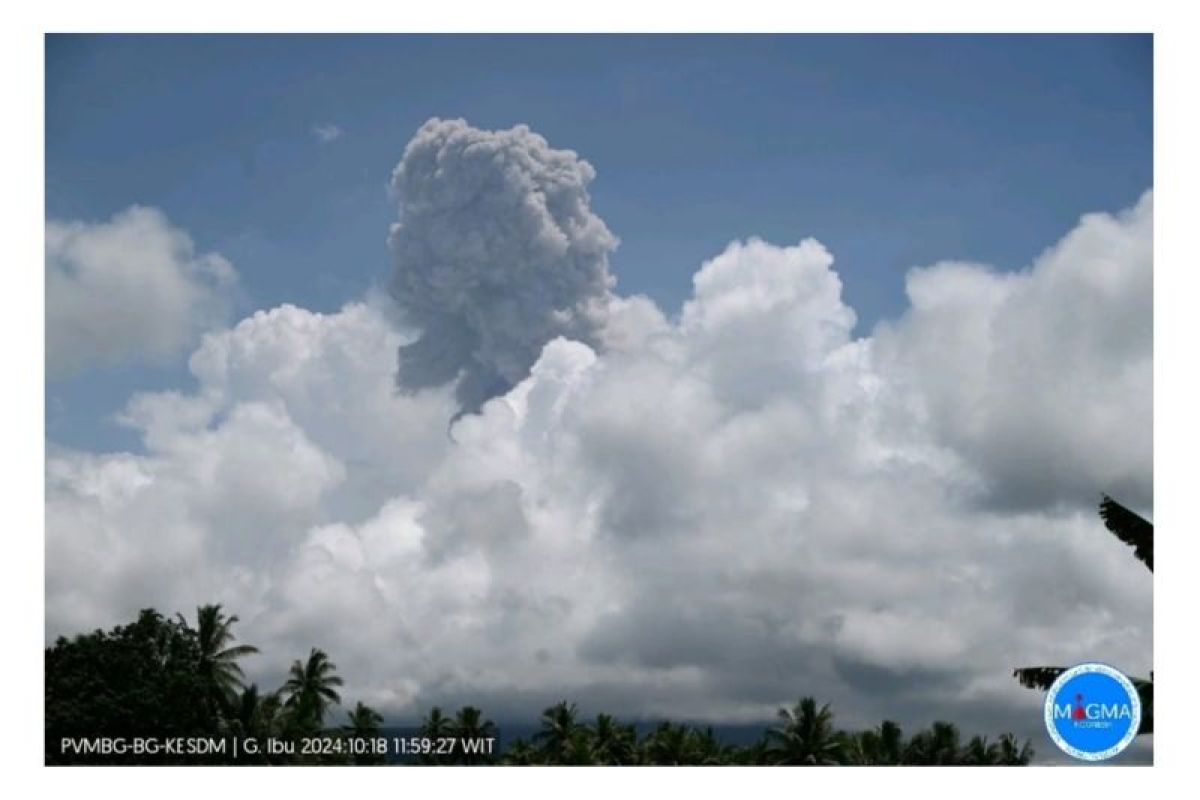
[448,706,499,765]
[531,700,581,763]
[45,606,1035,766]
[341,701,386,765]
[590,713,638,765]
[344,700,385,736]
[45,609,213,764]
[765,697,843,765]
[282,648,345,733]
[185,603,259,720]
[497,696,1033,766]
[45,605,366,765]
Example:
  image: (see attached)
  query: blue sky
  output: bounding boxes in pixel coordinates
[46,34,1152,451]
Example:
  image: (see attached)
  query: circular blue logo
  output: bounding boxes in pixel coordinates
[1044,663,1141,761]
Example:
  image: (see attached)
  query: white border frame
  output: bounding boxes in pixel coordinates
[6,2,1200,797]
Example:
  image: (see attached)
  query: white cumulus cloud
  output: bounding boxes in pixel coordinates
[46,206,239,378]
[874,191,1153,510]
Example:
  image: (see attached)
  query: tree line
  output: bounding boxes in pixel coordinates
[45,603,1032,765]
[419,698,1032,766]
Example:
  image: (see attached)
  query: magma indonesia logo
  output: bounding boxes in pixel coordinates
[1044,663,1141,761]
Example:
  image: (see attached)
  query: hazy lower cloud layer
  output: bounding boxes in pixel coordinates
[46,206,239,378]
[46,121,1152,752]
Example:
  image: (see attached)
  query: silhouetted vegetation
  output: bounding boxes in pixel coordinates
[46,603,1034,765]
[1099,493,1153,571]
[491,697,1032,766]
[1013,494,1153,735]
[46,608,213,762]
[46,604,375,764]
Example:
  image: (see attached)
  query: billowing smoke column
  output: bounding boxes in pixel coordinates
[388,118,619,414]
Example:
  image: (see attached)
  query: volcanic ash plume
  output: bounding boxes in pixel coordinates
[388,118,619,414]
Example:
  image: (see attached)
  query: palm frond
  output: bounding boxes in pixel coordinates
[1012,666,1067,690]
[1099,494,1153,571]
[217,644,259,660]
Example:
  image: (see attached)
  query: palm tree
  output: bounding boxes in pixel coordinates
[501,738,543,765]
[341,701,385,765]
[839,730,871,765]
[180,604,258,718]
[342,701,384,737]
[929,721,962,764]
[902,728,933,764]
[226,684,286,762]
[449,706,498,764]
[640,721,695,765]
[418,706,452,739]
[227,684,265,763]
[1099,493,1153,571]
[963,735,1000,765]
[261,691,286,734]
[590,713,637,765]
[532,700,580,763]
[877,720,905,765]
[903,721,962,765]
[231,683,262,735]
[1014,494,1153,734]
[282,647,343,731]
[416,706,453,765]
[765,697,843,765]
[996,732,1035,765]
[562,727,599,765]
[843,720,907,765]
[736,738,771,765]
[687,726,729,765]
